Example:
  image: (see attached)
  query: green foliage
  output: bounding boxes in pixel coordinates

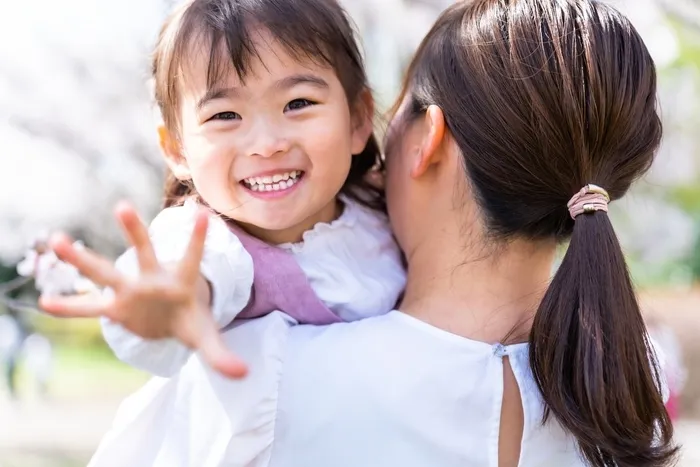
[661,19,700,281]
[665,185,700,281]
[33,315,109,348]
[667,184,700,214]
[691,230,700,279]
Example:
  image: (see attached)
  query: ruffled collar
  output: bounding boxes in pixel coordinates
[277,197,361,253]
[183,196,365,253]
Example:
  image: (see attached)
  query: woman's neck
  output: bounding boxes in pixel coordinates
[399,225,556,344]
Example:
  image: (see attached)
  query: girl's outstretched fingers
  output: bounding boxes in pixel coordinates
[115,202,159,273]
[49,233,124,290]
[186,310,248,379]
[179,208,209,284]
[39,291,112,318]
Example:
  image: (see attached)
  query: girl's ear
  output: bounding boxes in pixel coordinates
[350,89,375,155]
[158,126,192,180]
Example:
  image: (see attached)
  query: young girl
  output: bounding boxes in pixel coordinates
[40,0,406,378]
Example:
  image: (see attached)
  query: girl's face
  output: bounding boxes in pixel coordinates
[165,31,372,244]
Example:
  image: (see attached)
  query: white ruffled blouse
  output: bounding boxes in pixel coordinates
[101,198,406,377]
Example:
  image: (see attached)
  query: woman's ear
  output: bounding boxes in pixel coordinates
[411,105,446,178]
[158,126,191,180]
[350,89,376,155]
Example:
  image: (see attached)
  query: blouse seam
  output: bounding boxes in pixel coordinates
[489,356,505,467]
[511,351,531,466]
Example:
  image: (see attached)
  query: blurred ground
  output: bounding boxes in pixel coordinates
[0,397,119,467]
[0,343,147,467]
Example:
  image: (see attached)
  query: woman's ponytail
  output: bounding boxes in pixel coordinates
[530,208,677,466]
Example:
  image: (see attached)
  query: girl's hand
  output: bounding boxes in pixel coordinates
[39,202,248,379]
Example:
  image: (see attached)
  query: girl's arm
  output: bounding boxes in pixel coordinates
[39,202,249,379]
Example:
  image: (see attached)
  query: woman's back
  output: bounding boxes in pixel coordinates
[273,312,584,467]
[90,311,592,467]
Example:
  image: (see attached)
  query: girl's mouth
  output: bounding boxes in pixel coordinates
[241,170,305,194]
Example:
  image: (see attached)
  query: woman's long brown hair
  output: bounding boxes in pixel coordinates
[396,1,677,465]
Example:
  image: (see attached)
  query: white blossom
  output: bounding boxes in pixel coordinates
[17,239,97,296]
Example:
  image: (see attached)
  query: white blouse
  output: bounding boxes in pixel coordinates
[91,310,671,467]
[101,198,406,377]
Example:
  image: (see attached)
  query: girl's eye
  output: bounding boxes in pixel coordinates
[284,99,315,112]
[209,111,241,121]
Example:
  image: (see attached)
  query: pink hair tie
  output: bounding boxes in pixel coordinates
[567,184,610,220]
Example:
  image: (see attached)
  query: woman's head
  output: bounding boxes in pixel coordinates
[387,0,659,246]
[153,0,381,243]
[386,0,676,465]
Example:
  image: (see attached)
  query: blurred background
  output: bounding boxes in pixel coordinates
[0,0,699,466]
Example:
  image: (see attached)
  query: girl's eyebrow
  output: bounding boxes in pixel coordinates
[197,74,329,111]
[273,74,329,91]
[196,87,240,112]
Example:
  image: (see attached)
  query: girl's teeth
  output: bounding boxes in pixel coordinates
[244,171,302,192]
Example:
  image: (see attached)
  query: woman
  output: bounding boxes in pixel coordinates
[74,0,678,466]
